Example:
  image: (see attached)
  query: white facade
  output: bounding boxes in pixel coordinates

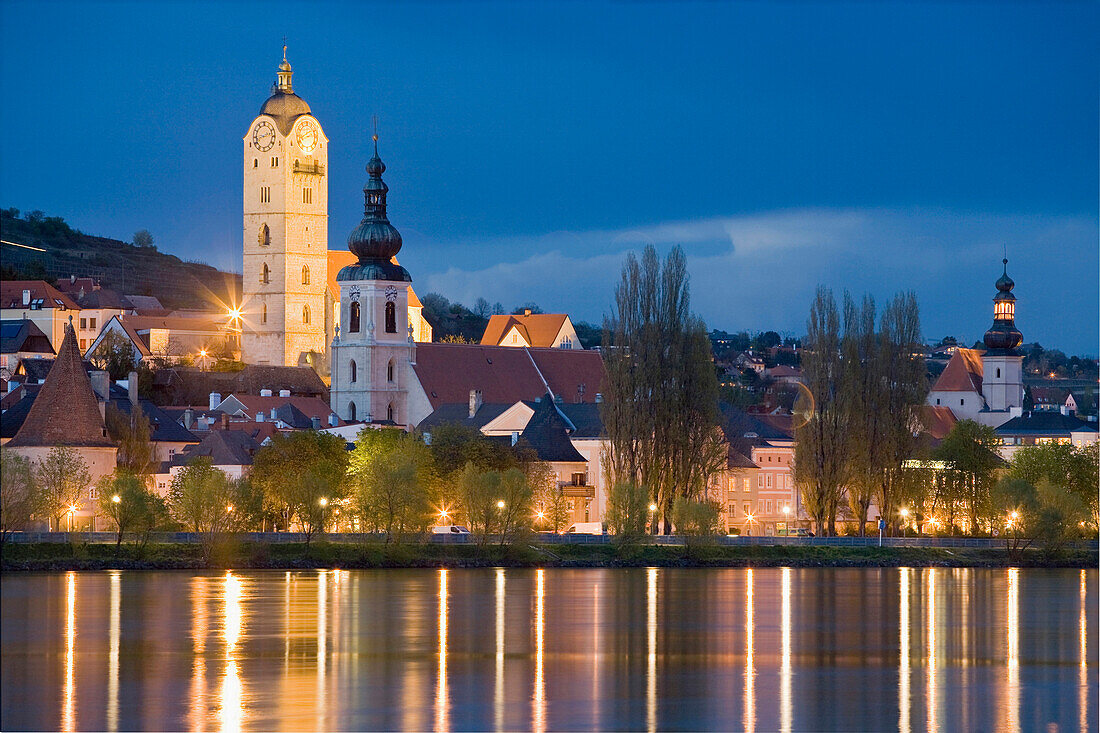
[981,353,1024,412]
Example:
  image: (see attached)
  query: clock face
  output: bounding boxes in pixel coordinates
[296,120,318,153]
[253,121,276,151]
[385,286,399,302]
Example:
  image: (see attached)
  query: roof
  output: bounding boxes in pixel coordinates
[481,313,571,348]
[765,365,802,378]
[0,389,36,439]
[996,412,1097,436]
[118,314,228,333]
[108,397,199,444]
[718,402,793,453]
[0,281,80,311]
[931,348,984,393]
[327,250,422,307]
[72,287,130,310]
[122,295,167,314]
[6,322,114,447]
[260,92,312,135]
[418,402,513,431]
[918,405,958,440]
[519,394,587,463]
[222,394,342,428]
[152,365,328,406]
[169,430,261,468]
[412,343,605,415]
[1030,386,1070,404]
[0,319,54,355]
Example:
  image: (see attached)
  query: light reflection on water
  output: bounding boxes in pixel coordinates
[1,567,1096,732]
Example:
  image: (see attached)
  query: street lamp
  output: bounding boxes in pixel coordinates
[648,503,658,513]
[496,500,505,509]
[111,495,121,504]
[745,512,757,537]
[319,498,329,507]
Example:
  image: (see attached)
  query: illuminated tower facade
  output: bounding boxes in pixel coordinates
[242,47,329,366]
[980,258,1024,412]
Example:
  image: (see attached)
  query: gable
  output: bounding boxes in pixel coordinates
[930,348,984,393]
[480,402,536,435]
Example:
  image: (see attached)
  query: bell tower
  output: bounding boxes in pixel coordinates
[980,257,1025,412]
[242,47,329,367]
[330,137,415,426]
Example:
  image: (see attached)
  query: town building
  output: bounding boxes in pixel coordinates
[0,281,80,352]
[84,313,240,365]
[480,311,580,349]
[0,319,54,388]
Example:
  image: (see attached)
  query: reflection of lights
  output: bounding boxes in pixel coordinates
[494,568,505,732]
[780,567,792,733]
[1006,568,1020,732]
[435,569,449,732]
[926,568,938,733]
[743,569,755,733]
[646,567,657,733]
[190,577,210,731]
[219,572,244,733]
[107,571,120,733]
[533,569,546,733]
[899,568,911,733]
[317,570,327,731]
[62,572,75,733]
[1080,570,1088,733]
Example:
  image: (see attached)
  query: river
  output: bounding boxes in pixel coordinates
[1,567,1095,731]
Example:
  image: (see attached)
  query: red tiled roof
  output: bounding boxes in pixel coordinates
[225,394,343,423]
[413,343,605,410]
[931,348,984,393]
[481,313,570,347]
[1,281,80,311]
[918,405,958,440]
[7,322,114,447]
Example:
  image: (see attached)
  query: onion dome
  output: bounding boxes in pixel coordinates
[259,46,312,134]
[983,258,1023,353]
[337,136,411,283]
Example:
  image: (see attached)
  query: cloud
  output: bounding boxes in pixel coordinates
[412,208,1098,354]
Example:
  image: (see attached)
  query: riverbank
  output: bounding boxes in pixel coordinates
[2,541,1096,571]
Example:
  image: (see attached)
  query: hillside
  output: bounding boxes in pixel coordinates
[0,208,241,311]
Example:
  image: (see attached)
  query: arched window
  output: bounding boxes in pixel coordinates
[261,303,267,324]
[302,265,310,285]
[258,223,269,246]
[303,304,310,324]
[349,301,360,333]
[385,301,396,333]
[387,360,394,383]
[348,401,356,421]
[387,404,394,422]
[261,263,269,284]
[350,360,357,383]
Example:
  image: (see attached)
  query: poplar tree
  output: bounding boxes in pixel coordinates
[602,245,724,533]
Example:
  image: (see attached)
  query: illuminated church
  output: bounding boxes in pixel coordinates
[240,48,430,369]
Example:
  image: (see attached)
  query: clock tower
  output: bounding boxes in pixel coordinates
[242,47,329,367]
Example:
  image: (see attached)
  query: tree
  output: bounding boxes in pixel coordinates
[794,287,849,536]
[602,245,724,533]
[1007,442,1098,529]
[97,471,169,550]
[672,495,723,540]
[512,302,543,315]
[353,432,434,541]
[933,420,1002,534]
[992,476,1088,557]
[427,424,515,478]
[1,450,41,544]
[251,431,349,545]
[132,229,154,248]
[604,481,651,542]
[105,404,156,478]
[457,463,498,546]
[473,297,491,319]
[90,330,137,380]
[35,447,91,532]
[167,458,237,560]
[495,467,534,545]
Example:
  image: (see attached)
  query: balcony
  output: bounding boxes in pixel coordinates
[293,159,325,176]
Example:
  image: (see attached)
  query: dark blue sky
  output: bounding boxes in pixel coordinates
[1,1,1096,353]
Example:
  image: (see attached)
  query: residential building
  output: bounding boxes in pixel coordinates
[84,313,240,365]
[0,319,54,387]
[0,281,80,352]
[480,311,580,349]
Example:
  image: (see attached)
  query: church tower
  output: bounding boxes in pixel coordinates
[242,47,329,367]
[330,138,415,426]
[980,258,1025,412]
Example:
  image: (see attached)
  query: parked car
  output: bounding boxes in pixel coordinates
[790,527,815,537]
[566,522,604,535]
[431,525,471,535]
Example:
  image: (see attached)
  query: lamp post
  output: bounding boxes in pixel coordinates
[648,503,658,534]
[900,507,910,538]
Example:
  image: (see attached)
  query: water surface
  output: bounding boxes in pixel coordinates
[2,567,1095,731]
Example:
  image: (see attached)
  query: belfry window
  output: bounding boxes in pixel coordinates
[260,186,271,204]
[349,302,360,333]
[995,300,1014,320]
[387,360,394,383]
[303,304,311,324]
[258,223,270,247]
[350,360,357,383]
[253,159,258,168]
[387,404,394,422]
[303,188,312,204]
[302,265,310,285]
[261,303,267,324]
[348,402,356,421]
[261,263,269,284]
[385,302,396,334]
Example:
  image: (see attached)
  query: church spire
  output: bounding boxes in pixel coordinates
[343,130,403,264]
[983,256,1022,353]
[275,43,293,93]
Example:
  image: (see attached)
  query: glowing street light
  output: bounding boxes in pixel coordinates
[319,498,329,508]
[496,500,505,509]
[648,503,658,513]
[782,505,791,516]
[899,507,910,518]
[226,504,234,513]
[111,495,121,504]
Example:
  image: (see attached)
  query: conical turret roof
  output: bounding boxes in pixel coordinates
[7,321,113,447]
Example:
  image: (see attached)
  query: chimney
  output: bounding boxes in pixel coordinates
[511,431,519,446]
[270,408,277,420]
[1060,405,1069,416]
[311,416,321,430]
[90,370,110,401]
[524,308,532,317]
[595,392,603,403]
[209,392,221,410]
[183,408,194,430]
[1009,406,1023,418]
[256,412,264,422]
[469,389,482,418]
[22,289,30,306]
[219,413,229,430]
[422,432,432,445]
[328,413,338,427]
[127,370,138,405]
[279,389,291,397]
[260,388,273,397]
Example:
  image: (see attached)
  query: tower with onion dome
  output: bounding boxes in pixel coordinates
[242,46,329,367]
[329,136,416,426]
[980,257,1025,412]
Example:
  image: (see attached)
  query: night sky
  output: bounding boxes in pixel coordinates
[1,1,1096,353]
